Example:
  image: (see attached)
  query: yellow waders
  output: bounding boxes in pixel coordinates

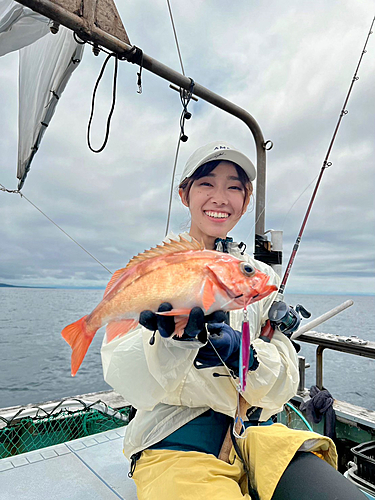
[132,424,337,500]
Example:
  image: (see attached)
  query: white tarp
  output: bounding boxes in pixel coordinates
[0,0,50,55]
[0,0,84,188]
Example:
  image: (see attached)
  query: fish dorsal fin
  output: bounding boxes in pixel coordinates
[124,236,204,270]
[103,267,127,297]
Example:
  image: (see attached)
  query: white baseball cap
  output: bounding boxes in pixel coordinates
[180,141,256,182]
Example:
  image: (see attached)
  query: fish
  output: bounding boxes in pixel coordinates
[61,236,277,376]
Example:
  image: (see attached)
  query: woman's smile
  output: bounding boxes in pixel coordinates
[203,210,230,220]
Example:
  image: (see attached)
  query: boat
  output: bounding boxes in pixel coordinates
[0,1,374,498]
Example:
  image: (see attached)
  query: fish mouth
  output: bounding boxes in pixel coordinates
[244,284,277,306]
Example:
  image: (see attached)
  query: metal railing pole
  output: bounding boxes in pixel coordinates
[14,0,268,239]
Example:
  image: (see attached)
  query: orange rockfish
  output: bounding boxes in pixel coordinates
[62,237,277,376]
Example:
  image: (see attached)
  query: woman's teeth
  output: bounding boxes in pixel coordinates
[205,211,229,219]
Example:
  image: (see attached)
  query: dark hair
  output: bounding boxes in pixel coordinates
[179,160,253,208]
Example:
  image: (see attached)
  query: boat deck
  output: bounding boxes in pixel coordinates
[1,423,374,500]
[0,427,138,500]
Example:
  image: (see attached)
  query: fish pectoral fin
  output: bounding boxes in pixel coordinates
[155,308,191,316]
[174,317,189,337]
[106,319,139,343]
[202,278,216,312]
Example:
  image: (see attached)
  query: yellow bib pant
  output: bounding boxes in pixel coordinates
[132,424,338,500]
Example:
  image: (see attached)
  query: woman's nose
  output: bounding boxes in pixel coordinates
[211,187,228,205]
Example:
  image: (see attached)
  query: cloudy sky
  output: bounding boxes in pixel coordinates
[0,0,374,294]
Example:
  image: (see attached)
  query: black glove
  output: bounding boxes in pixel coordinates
[195,322,258,374]
[195,322,241,370]
[139,303,227,343]
[139,303,175,339]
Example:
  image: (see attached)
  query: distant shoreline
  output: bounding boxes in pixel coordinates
[0,283,34,289]
[0,283,373,295]
[0,283,105,290]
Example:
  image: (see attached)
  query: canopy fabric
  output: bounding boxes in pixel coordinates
[0,0,84,189]
[17,28,84,188]
[0,0,50,56]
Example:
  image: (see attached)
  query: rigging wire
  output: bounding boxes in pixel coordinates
[164,0,193,236]
[165,138,182,237]
[166,0,186,76]
[20,193,113,275]
[164,79,195,236]
[0,184,112,275]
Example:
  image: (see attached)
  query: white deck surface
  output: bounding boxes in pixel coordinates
[0,427,138,499]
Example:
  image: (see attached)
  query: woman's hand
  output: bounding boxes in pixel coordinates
[196,322,259,373]
[139,304,227,341]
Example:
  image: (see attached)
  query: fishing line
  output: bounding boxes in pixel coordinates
[241,201,265,249]
[280,173,319,232]
[244,173,316,246]
[1,185,113,275]
[207,337,239,386]
[279,15,374,295]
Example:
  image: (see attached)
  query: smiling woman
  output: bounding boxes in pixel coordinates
[100,141,367,500]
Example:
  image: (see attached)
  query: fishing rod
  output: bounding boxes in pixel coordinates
[218,17,375,464]
[260,15,375,340]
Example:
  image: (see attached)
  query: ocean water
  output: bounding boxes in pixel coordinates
[0,288,374,410]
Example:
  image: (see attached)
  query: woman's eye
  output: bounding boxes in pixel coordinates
[199,182,212,187]
[229,185,243,191]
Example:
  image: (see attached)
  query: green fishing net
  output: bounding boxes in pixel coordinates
[0,400,130,459]
[0,399,310,460]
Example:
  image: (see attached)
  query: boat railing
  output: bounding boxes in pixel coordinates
[297,331,375,391]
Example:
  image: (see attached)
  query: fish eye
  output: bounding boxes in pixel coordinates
[240,262,255,277]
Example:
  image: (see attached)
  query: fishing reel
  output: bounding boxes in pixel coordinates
[268,301,311,335]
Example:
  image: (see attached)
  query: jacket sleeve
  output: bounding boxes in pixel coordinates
[101,324,205,410]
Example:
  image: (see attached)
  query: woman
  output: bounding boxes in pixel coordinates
[101,142,366,500]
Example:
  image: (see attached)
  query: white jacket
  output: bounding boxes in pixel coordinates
[101,234,299,459]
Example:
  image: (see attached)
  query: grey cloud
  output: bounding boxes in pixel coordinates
[0,0,374,294]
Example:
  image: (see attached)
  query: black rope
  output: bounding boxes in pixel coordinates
[0,183,20,194]
[0,398,129,427]
[87,53,118,153]
[179,78,195,142]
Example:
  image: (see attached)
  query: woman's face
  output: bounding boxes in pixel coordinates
[179,161,249,247]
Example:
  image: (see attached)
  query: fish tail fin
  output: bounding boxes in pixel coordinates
[61,315,94,377]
